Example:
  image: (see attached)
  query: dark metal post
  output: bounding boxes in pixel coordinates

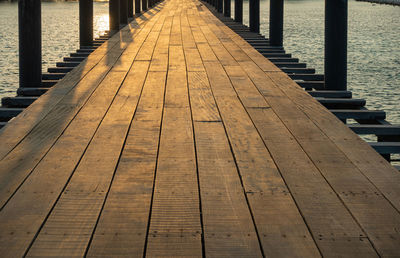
[18,0,41,88]
[135,0,141,14]
[325,0,348,90]
[269,0,283,46]
[217,0,223,13]
[79,0,93,47]
[224,0,231,17]
[109,0,120,34]
[120,0,128,25]
[249,0,259,33]
[234,0,242,22]
[128,0,134,18]
[142,0,147,11]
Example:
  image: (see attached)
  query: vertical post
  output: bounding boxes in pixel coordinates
[224,0,231,17]
[325,0,348,90]
[234,0,242,22]
[128,0,134,19]
[135,0,141,14]
[18,0,41,88]
[217,0,223,13]
[79,0,93,47]
[120,0,128,25]
[249,0,259,33]
[109,0,120,34]
[269,0,283,46]
[142,0,147,11]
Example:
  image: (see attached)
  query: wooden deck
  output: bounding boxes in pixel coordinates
[0,0,400,256]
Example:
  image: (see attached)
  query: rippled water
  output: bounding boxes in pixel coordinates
[0,2,109,98]
[0,0,399,124]
[238,0,400,123]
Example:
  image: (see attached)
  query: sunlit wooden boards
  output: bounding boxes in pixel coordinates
[0,0,399,256]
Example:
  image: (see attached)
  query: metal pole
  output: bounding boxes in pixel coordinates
[269,0,283,46]
[79,0,93,47]
[249,0,259,33]
[234,0,242,23]
[128,0,134,18]
[224,0,231,17]
[120,0,128,25]
[18,0,41,88]
[142,0,147,11]
[325,0,348,90]
[109,0,120,34]
[135,0,141,14]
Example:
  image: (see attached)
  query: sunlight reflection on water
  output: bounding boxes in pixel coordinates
[236,0,400,124]
[0,2,109,98]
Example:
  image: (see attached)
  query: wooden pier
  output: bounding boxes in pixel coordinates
[0,0,400,256]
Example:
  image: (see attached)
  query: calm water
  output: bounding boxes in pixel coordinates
[238,0,400,123]
[0,0,399,123]
[0,2,109,98]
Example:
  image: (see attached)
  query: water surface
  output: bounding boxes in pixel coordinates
[238,0,400,123]
[0,2,109,98]
[0,0,399,124]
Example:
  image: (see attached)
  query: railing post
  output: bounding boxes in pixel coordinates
[217,0,223,13]
[224,0,231,17]
[142,0,147,11]
[249,0,259,33]
[325,0,348,90]
[79,0,93,47]
[18,0,41,88]
[120,0,128,25]
[269,0,283,46]
[234,0,242,22]
[128,0,134,19]
[109,0,120,34]
[135,0,141,14]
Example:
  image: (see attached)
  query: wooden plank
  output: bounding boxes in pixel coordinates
[145,44,202,256]
[26,7,173,256]
[224,65,378,257]
[27,63,146,256]
[187,72,220,122]
[202,10,280,72]
[192,7,379,255]
[85,70,166,257]
[0,6,167,256]
[0,8,158,161]
[188,70,263,256]
[233,57,399,256]
[149,16,173,72]
[0,8,165,212]
[266,72,400,257]
[203,61,323,257]
[188,7,322,255]
[185,26,264,253]
[0,70,128,257]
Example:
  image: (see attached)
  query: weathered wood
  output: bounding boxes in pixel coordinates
[0,7,157,161]
[0,10,165,257]
[0,0,399,257]
[145,45,202,256]
[79,0,93,46]
[18,0,42,88]
[195,7,384,256]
